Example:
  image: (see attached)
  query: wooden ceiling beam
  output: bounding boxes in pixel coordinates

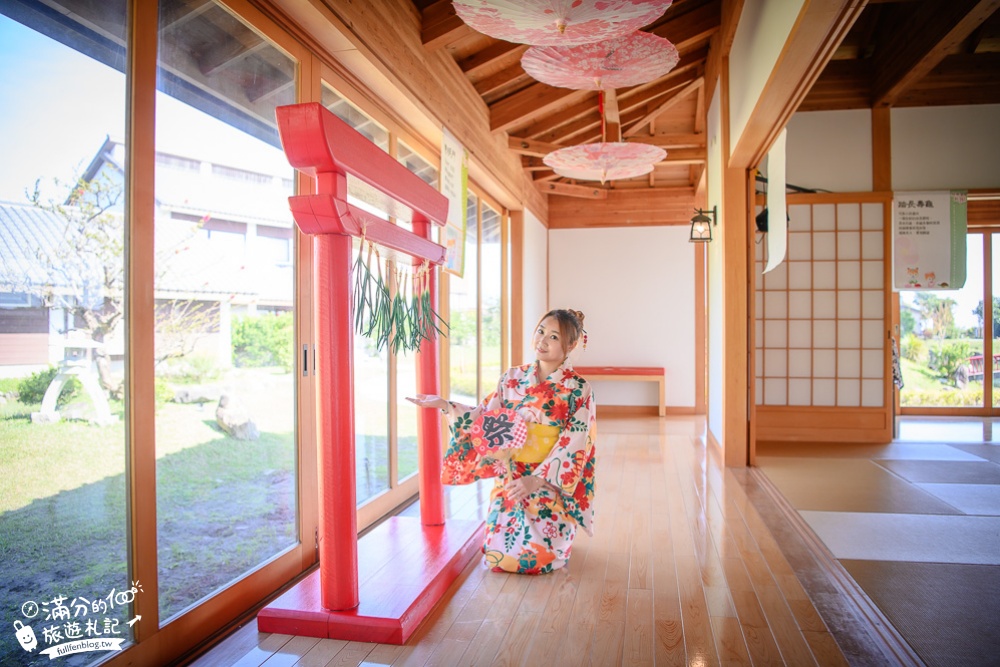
[536,182,609,199]
[458,41,527,76]
[520,94,600,140]
[650,0,721,50]
[474,63,531,97]
[540,67,701,144]
[604,89,622,142]
[872,0,1000,107]
[628,133,706,148]
[655,147,707,164]
[508,136,560,157]
[623,77,704,138]
[800,59,872,111]
[896,52,1000,106]
[421,0,471,51]
[490,83,590,133]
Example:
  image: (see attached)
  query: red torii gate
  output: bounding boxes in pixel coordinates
[257,102,483,644]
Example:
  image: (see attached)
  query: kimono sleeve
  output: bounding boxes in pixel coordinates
[440,372,508,485]
[533,383,596,535]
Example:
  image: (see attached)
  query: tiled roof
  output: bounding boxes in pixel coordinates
[0,200,289,303]
[0,200,79,289]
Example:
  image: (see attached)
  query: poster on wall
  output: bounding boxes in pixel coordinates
[892,190,967,291]
[440,127,468,277]
[763,129,787,274]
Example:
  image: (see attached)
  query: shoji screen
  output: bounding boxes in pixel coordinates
[754,196,893,442]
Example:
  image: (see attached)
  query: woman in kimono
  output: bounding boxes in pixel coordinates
[408,309,596,574]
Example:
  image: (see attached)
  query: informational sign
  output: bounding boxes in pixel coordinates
[440,127,468,277]
[763,129,787,275]
[893,190,967,291]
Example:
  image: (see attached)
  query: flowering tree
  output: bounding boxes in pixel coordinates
[27,172,125,398]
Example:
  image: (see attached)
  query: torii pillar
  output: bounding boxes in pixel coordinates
[257,103,483,644]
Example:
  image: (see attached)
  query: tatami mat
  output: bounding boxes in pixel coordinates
[841,559,1000,667]
[756,456,960,513]
[799,511,1000,564]
[916,483,1000,516]
[877,459,1000,484]
[952,443,1000,464]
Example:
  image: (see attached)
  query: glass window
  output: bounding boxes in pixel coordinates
[0,6,132,664]
[398,141,439,187]
[321,85,388,151]
[154,0,297,623]
[481,204,502,388]
[449,194,479,403]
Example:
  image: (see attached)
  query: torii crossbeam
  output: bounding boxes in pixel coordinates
[257,102,483,644]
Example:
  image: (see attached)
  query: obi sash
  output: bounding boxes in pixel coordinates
[512,423,560,463]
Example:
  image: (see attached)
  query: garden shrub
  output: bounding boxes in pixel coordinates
[232,312,293,371]
[16,367,80,407]
[928,340,972,385]
[900,333,925,363]
[901,386,982,407]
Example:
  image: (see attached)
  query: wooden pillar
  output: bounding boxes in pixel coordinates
[413,219,445,526]
[315,233,359,611]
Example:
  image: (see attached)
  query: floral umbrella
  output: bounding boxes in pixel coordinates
[453,0,674,47]
[522,31,679,90]
[543,142,666,182]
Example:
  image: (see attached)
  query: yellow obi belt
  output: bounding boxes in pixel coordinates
[513,423,560,463]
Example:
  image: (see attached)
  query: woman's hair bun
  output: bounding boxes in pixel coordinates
[570,309,585,325]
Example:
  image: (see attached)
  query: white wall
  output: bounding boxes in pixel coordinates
[729,0,805,153]
[786,109,872,192]
[707,81,724,441]
[786,105,1000,193]
[892,105,1000,191]
[519,208,548,365]
[548,226,696,409]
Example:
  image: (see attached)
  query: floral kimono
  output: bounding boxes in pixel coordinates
[442,360,596,574]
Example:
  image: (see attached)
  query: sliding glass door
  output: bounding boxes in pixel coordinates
[900,229,1000,414]
[0,7,132,664]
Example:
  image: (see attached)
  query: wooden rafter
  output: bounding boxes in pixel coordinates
[649,0,721,50]
[490,84,591,133]
[474,64,532,97]
[536,182,609,199]
[623,77,704,138]
[872,0,1000,106]
[603,89,621,142]
[508,136,559,157]
[421,0,470,51]
[458,42,527,76]
[531,61,702,143]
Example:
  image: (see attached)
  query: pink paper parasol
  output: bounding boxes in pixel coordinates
[543,142,666,182]
[453,0,674,47]
[470,408,528,458]
[522,32,679,90]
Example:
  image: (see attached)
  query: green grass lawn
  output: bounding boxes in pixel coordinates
[0,371,298,665]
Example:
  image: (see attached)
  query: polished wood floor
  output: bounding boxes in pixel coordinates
[186,417,891,666]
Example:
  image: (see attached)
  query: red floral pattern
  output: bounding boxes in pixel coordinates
[441,360,597,574]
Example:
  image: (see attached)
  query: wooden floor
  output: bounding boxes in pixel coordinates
[186,416,890,666]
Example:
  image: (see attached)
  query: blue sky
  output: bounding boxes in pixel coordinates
[0,13,287,204]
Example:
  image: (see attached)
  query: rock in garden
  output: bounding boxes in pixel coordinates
[215,393,259,440]
[173,385,222,404]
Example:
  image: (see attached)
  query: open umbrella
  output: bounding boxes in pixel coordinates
[522,31,679,90]
[453,0,674,47]
[543,141,666,182]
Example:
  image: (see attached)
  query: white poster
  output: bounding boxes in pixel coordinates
[440,128,468,277]
[893,191,968,290]
[763,129,787,274]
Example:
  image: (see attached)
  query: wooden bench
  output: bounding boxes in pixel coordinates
[574,366,666,417]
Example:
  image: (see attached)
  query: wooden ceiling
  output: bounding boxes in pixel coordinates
[413,0,1000,200]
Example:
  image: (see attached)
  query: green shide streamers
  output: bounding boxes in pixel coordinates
[352,239,449,354]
